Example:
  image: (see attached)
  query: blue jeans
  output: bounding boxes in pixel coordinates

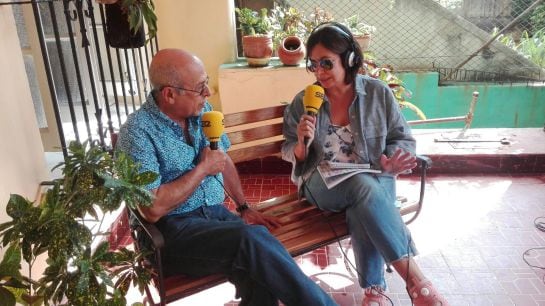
[303,172,417,290]
[154,205,337,306]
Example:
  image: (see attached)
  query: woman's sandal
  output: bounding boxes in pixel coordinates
[362,287,389,306]
[408,278,449,306]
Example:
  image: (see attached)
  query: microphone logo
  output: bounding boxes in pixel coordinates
[201,111,224,150]
[302,84,324,145]
[303,84,325,116]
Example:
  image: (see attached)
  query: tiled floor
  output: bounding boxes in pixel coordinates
[108,128,545,305]
[122,173,545,306]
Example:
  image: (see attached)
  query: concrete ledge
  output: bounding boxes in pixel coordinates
[234,128,545,175]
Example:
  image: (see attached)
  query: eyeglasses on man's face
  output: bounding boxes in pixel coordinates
[307,58,336,72]
[162,77,210,96]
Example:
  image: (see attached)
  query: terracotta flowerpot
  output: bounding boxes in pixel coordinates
[242,35,273,67]
[354,34,371,51]
[278,36,305,66]
[105,2,145,49]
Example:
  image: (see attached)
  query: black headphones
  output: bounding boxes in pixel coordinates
[310,22,360,68]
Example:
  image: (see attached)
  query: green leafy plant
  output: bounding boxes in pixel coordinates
[341,14,376,36]
[363,52,426,120]
[301,7,334,40]
[495,28,545,69]
[122,0,158,42]
[235,7,274,36]
[270,4,306,48]
[0,140,157,306]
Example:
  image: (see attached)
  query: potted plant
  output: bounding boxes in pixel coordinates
[363,52,426,120]
[342,14,376,51]
[0,140,157,306]
[98,0,158,49]
[235,7,274,67]
[301,7,334,42]
[270,4,306,66]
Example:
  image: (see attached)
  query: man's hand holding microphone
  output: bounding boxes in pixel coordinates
[200,111,227,176]
[201,110,281,229]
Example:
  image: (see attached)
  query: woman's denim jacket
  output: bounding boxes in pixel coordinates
[281,74,416,189]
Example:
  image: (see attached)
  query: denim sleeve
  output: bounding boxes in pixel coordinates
[281,91,306,177]
[383,87,416,157]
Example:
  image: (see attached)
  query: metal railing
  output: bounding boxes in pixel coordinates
[4,0,157,157]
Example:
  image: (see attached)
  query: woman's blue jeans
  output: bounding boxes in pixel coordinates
[154,205,337,306]
[303,172,417,290]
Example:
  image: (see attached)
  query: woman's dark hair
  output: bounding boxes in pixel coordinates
[305,22,363,84]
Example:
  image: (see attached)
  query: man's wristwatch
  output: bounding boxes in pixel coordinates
[236,203,249,213]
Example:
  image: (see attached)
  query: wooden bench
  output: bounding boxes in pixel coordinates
[129,104,431,305]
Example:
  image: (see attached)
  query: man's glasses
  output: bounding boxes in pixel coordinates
[307,58,335,72]
[163,77,209,96]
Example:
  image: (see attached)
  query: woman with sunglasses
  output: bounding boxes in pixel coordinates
[281,22,449,306]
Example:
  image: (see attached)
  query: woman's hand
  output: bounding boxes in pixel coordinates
[380,148,417,176]
[240,208,281,230]
[297,114,316,145]
[294,114,316,160]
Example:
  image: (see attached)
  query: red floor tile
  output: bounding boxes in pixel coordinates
[116,173,545,305]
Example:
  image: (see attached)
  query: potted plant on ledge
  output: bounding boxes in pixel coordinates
[271,4,307,66]
[235,7,274,67]
[342,14,376,51]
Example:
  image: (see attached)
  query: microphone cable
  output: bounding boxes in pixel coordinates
[300,143,396,306]
[211,139,412,305]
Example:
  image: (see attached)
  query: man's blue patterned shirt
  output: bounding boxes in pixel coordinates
[116,94,230,215]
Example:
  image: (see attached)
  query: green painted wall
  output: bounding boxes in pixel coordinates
[398,72,545,129]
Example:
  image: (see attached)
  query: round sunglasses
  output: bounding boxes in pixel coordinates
[307,58,336,72]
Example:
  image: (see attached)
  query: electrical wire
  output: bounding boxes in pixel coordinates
[522,216,545,285]
[300,143,396,306]
[214,140,415,305]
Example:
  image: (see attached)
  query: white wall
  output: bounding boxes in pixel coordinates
[155,0,237,110]
[0,5,49,254]
[219,61,315,114]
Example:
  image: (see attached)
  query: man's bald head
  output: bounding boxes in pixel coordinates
[149,49,204,90]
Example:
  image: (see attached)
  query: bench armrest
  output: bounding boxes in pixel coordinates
[128,207,165,250]
[416,154,432,169]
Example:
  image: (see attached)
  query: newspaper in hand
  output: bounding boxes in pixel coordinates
[317,161,381,189]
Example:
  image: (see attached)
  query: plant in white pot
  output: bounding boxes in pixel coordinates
[235,7,274,67]
[342,14,376,51]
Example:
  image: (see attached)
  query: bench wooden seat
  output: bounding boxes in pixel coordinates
[129,104,431,305]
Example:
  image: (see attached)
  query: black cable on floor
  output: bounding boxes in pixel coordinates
[522,216,545,285]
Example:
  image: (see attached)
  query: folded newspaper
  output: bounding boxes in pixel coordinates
[317,161,381,189]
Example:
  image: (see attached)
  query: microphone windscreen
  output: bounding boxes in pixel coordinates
[303,84,324,116]
[202,111,224,144]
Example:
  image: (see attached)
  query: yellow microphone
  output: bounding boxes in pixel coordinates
[201,111,224,150]
[302,84,324,145]
[303,84,324,116]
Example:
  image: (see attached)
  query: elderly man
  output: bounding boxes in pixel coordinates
[116,49,337,306]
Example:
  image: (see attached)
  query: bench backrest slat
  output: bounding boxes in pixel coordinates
[227,122,284,145]
[224,104,287,127]
[224,104,288,163]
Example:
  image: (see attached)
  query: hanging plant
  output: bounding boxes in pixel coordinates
[100,0,158,48]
